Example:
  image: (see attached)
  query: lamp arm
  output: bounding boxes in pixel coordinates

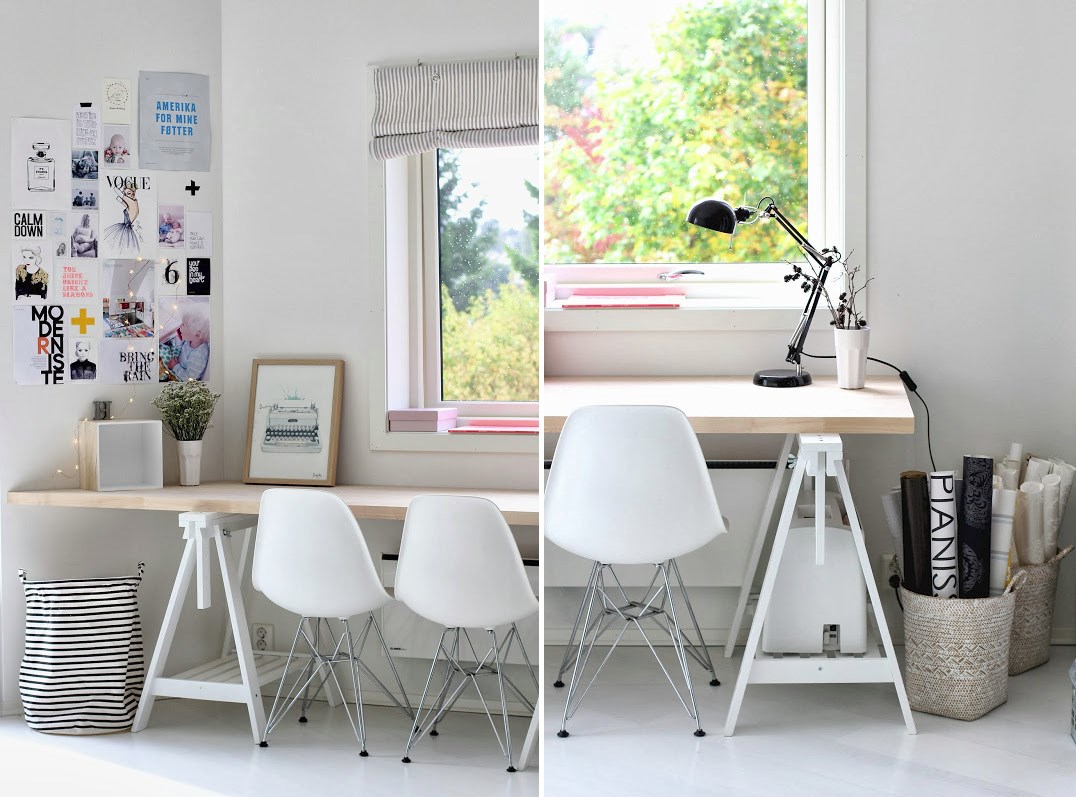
[760,201,839,367]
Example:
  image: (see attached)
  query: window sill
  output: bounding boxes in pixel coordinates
[370,429,539,454]
[545,299,803,333]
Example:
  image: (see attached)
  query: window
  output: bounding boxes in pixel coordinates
[544,0,835,288]
[421,146,539,412]
[367,57,540,452]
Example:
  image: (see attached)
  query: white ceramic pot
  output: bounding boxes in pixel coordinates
[177,440,203,486]
[834,326,870,389]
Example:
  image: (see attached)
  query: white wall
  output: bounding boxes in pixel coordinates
[219,0,540,706]
[217,0,539,493]
[0,0,225,710]
[546,0,1076,642]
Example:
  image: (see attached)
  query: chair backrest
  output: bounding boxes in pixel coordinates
[545,405,726,564]
[396,495,538,629]
[252,488,390,619]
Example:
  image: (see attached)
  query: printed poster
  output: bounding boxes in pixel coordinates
[71,182,100,210]
[102,78,132,124]
[185,211,212,256]
[102,124,132,168]
[157,254,184,297]
[158,204,184,248]
[71,149,99,181]
[13,305,68,385]
[159,296,210,382]
[101,259,154,338]
[11,118,72,211]
[186,259,210,295]
[100,339,157,384]
[72,104,101,149]
[139,71,211,171]
[69,337,98,382]
[57,259,99,303]
[13,240,55,303]
[99,171,157,260]
[68,210,99,258]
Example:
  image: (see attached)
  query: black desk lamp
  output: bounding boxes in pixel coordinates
[687,196,841,387]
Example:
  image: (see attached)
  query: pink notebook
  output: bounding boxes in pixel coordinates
[562,294,683,309]
[387,408,458,421]
[448,418,539,435]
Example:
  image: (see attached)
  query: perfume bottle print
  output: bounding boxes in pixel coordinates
[27,142,55,192]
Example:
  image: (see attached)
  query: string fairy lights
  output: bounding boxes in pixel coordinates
[54,255,181,480]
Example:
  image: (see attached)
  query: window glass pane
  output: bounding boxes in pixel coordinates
[437,146,539,402]
[545,0,808,265]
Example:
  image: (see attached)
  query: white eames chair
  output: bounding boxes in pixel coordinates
[545,405,728,737]
[252,488,413,754]
[396,495,539,772]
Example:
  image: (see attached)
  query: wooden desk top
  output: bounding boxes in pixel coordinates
[6,482,539,526]
[542,375,915,435]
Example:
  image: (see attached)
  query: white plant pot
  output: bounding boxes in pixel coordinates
[834,326,870,389]
[177,440,203,486]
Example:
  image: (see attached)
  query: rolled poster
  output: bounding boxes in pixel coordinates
[959,455,994,598]
[1025,457,1053,485]
[1043,473,1061,559]
[1049,459,1075,519]
[1018,481,1045,565]
[900,471,931,595]
[989,487,1017,595]
[881,487,905,577]
[929,472,959,597]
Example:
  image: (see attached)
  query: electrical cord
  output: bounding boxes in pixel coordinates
[800,351,937,472]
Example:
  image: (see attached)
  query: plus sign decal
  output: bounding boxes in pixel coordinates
[185,180,201,196]
[71,307,96,335]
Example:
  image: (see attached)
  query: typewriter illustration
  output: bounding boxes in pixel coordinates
[261,401,322,453]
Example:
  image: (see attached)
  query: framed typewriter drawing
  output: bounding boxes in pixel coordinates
[242,359,344,486]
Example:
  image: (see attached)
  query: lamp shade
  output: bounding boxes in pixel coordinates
[686,198,739,234]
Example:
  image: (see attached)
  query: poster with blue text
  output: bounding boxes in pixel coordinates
[138,71,211,171]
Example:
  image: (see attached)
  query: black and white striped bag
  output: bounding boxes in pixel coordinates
[19,563,145,735]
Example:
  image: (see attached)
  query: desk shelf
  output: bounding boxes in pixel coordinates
[153,654,290,703]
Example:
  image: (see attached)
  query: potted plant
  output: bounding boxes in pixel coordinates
[786,257,872,389]
[152,378,221,485]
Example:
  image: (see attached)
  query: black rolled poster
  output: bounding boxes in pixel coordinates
[959,455,994,598]
[900,470,931,595]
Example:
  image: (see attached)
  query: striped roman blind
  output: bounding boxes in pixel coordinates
[370,57,539,160]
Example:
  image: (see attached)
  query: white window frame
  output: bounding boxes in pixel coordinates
[545,0,865,333]
[419,150,538,418]
[366,67,538,454]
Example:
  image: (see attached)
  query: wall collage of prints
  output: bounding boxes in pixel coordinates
[11,72,213,386]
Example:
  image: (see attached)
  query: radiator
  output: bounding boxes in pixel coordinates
[379,556,539,664]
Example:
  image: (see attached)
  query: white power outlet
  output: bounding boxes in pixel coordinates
[877,553,897,588]
[252,623,274,651]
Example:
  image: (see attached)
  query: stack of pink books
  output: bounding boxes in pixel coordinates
[387,408,458,432]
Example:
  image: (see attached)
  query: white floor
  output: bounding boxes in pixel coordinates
[544,644,1076,797]
[0,698,536,796]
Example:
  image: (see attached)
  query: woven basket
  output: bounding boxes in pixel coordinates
[901,572,1025,721]
[1009,545,1073,675]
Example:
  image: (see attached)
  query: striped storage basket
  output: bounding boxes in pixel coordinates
[19,564,145,734]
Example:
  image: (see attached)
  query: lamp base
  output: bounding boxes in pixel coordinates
[753,368,812,388]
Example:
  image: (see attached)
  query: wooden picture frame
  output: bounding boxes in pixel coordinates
[242,359,344,486]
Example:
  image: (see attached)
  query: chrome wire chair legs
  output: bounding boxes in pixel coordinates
[259,614,413,754]
[403,624,537,773]
[556,560,718,738]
